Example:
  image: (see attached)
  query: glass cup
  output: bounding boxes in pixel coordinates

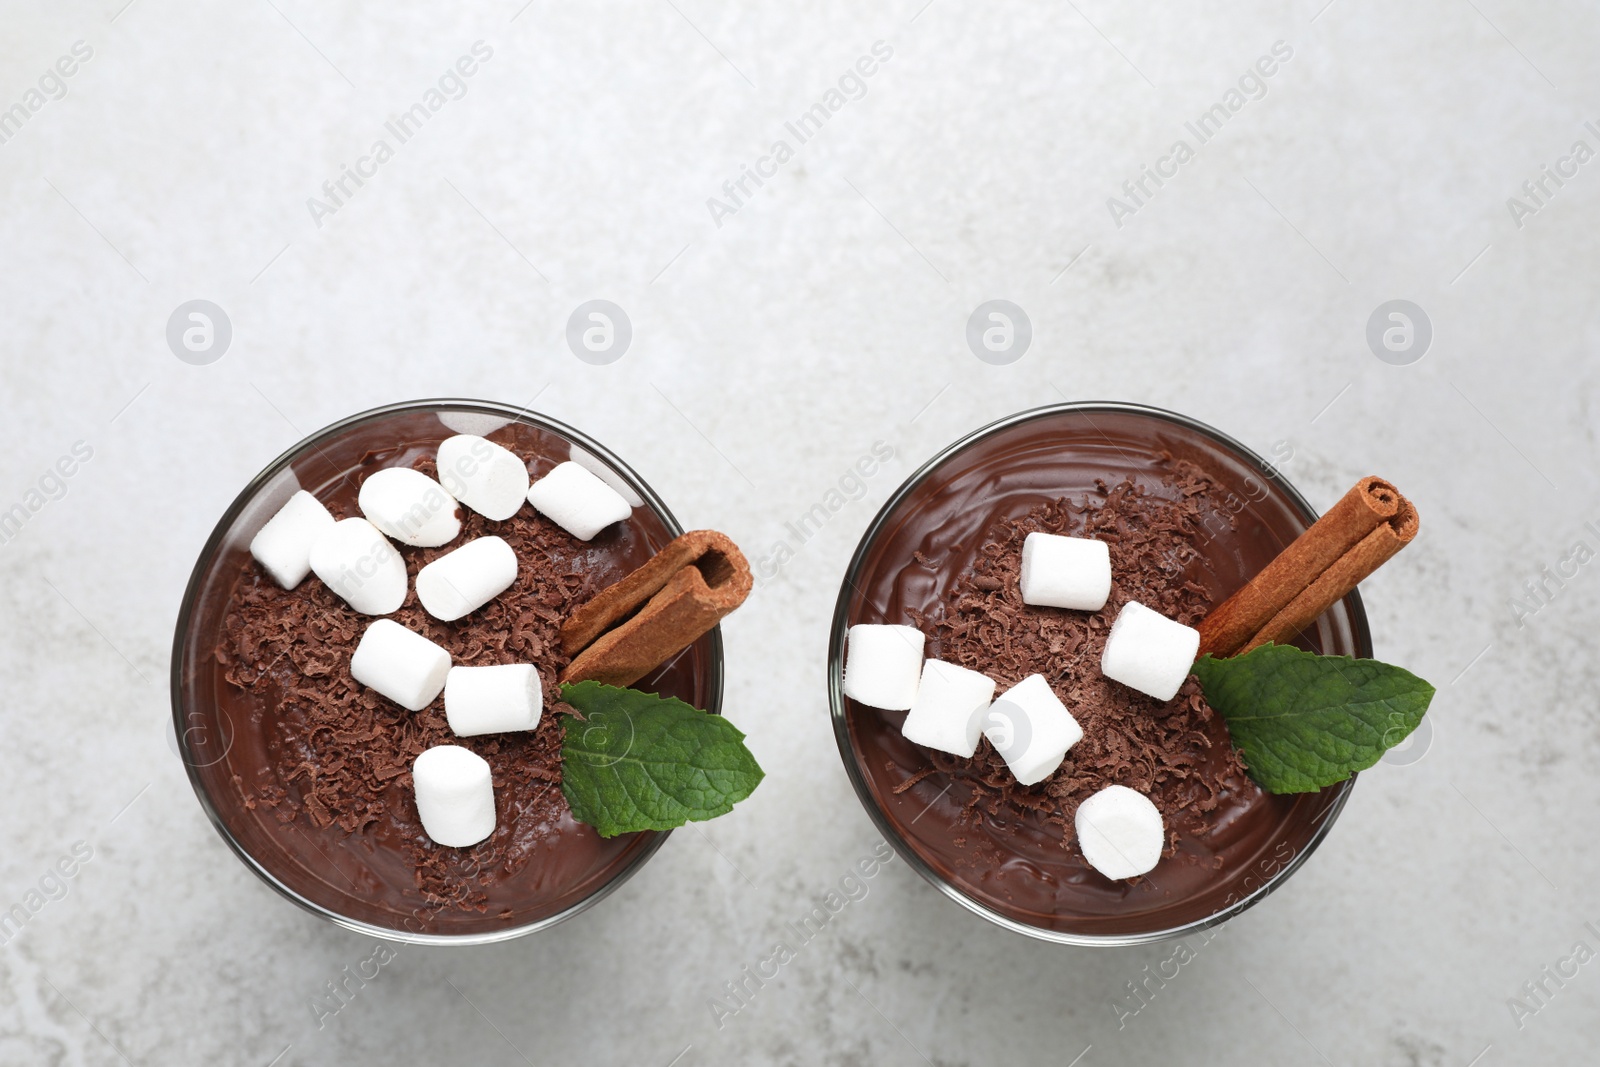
[172,400,722,944]
[828,402,1369,946]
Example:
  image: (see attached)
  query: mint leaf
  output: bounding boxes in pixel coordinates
[558,681,764,837]
[1192,644,1435,794]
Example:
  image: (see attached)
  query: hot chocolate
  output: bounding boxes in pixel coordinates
[832,406,1363,939]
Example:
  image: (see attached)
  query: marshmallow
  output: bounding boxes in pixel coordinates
[985,674,1083,786]
[358,467,461,547]
[525,461,632,540]
[238,467,303,541]
[569,444,645,508]
[249,490,334,589]
[437,410,512,437]
[308,518,408,615]
[1020,532,1111,611]
[901,660,995,757]
[444,664,542,737]
[842,624,925,711]
[1075,785,1164,880]
[415,536,519,622]
[350,618,451,712]
[1100,600,1201,702]
[437,435,529,521]
[412,745,496,847]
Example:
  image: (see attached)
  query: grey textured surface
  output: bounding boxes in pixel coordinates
[2,1,1597,1064]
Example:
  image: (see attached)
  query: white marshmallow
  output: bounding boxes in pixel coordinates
[236,467,303,547]
[444,664,542,737]
[842,624,925,711]
[1020,532,1111,611]
[1075,785,1164,880]
[350,618,451,712]
[525,461,632,540]
[569,444,646,508]
[1100,600,1201,702]
[358,467,461,547]
[249,490,334,589]
[415,536,519,622]
[413,745,496,847]
[437,410,512,437]
[985,674,1083,786]
[437,435,529,521]
[308,518,408,615]
[901,660,996,757]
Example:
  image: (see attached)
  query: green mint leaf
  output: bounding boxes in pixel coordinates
[558,681,764,837]
[1192,643,1436,794]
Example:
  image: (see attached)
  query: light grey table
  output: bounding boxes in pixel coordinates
[2,2,1595,1064]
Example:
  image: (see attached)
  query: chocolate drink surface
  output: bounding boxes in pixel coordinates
[840,409,1351,936]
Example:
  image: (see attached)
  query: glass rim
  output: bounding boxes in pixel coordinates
[171,398,724,946]
[827,401,1368,947]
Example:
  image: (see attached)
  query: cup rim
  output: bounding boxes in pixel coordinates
[171,398,724,945]
[827,401,1368,946]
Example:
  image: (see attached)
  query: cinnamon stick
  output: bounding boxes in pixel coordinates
[1241,497,1418,653]
[559,530,752,687]
[1196,476,1403,659]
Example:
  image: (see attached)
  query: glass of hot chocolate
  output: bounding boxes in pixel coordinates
[828,403,1369,945]
[172,400,722,944]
